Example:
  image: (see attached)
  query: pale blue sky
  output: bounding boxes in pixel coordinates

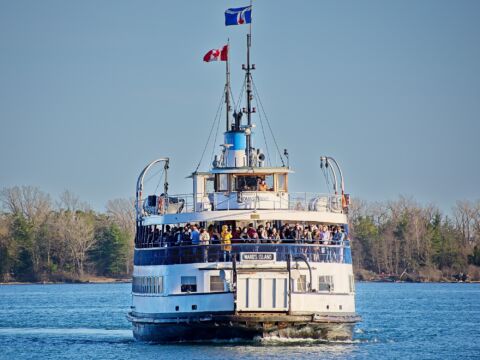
[0,0,479,211]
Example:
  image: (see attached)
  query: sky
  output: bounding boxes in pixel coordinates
[0,0,479,212]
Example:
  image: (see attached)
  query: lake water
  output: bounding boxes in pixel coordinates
[0,282,479,359]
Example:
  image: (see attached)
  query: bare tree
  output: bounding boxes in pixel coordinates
[57,190,91,213]
[0,186,51,225]
[106,198,135,274]
[55,211,95,278]
[106,198,135,235]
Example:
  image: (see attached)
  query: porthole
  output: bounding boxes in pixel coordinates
[192,305,197,310]
[175,306,179,311]
[339,305,343,310]
[326,305,330,310]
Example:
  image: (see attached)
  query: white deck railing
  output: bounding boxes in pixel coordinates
[142,192,344,216]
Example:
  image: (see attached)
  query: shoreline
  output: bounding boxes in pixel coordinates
[2,279,479,285]
[0,277,131,285]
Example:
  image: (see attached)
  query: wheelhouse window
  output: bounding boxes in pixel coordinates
[234,175,258,191]
[209,275,224,292]
[318,275,334,292]
[276,174,287,192]
[181,276,197,293]
[232,174,274,191]
[263,175,274,191]
[205,176,215,194]
[297,275,307,292]
[216,174,228,192]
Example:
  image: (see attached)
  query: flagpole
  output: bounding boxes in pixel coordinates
[225,40,231,131]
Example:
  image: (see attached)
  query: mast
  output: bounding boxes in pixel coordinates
[244,15,254,166]
[225,40,231,131]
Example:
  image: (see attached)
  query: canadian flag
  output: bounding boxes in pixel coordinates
[203,45,228,62]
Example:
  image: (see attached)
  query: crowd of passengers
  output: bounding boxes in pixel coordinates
[139,222,348,247]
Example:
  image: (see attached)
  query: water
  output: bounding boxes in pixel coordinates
[0,282,479,359]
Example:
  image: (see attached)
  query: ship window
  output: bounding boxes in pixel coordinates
[216,174,228,192]
[276,174,287,192]
[132,276,163,294]
[349,275,355,293]
[157,276,164,294]
[210,275,224,292]
[297,275,307,292]
[205,177,214,194]
[263,175,274,191]
[181,276,197,293]
[234,175,258,191]
[318,275,334,292]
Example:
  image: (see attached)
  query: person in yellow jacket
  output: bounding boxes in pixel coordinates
[221,225,232,259]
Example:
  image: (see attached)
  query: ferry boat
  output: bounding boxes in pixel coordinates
[127,5,360,342]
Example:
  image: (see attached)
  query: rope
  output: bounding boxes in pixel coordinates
[153,168,165,194]
[144,166,163,184]
[194,90,226,172]
[254,96,271,166]
[322,165,333,193]
[235,77,246,113]
[228,83,237,110]
[251,78,285,166]
[210,96,224,166]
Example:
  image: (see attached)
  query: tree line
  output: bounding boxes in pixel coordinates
[349,196,480,281]
[1,186,479,283]
[0,186,135,282]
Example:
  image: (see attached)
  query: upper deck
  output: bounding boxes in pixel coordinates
[136,155,350,226]
[141,191,348,225]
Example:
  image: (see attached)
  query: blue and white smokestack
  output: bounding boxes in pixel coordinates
[224,130,247,167]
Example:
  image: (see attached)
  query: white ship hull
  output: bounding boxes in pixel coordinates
[128,245,360,342]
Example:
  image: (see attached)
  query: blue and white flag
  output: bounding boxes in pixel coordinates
[225,5,252,26]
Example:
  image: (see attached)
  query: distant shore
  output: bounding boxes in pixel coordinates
[2,278,480,286]
[0,276,131,285]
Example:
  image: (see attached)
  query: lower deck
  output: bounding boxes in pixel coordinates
[127,311,361,342]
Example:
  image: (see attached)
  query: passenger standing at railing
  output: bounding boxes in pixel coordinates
[332,226,342,245]
[199,228,210,245]
[292,224,302,243]
[240,227,249,240]
[258,225,268,243]
[199,228,210,262]
[207,224,220,244]
[247,223,258,243]
[269,228,281,243]
[221,225,232,260]
[182,224,192,245]
[312,226,320,244]
[281,223,290,239]
[338,226,345,244]
[191,225,200,245]
[232,226,242,239]
[265,222,272,237]
[321,225,330,244]
[173,227,183,246]
[302,228,313,243]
